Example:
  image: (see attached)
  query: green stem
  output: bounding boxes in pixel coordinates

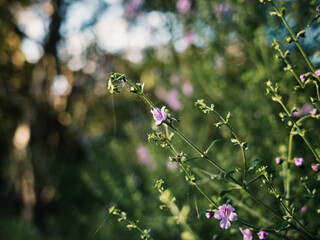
[125,77,156,109]
[285,132,293,200]
[180,162,218,208]
[244,189,283,220]
[277,191,314,239]
[120,75,287,224]
[169,124,226,174]
[212,110,248,185]
[246,175,263,186]
[277,97,320,162]
[265,178,314,239]
[271,3,315,73]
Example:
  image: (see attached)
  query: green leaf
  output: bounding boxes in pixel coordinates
[268,220,289,232]
[247,159,260,172]
[291,202,303,213]
[204,139,221,154]
[296,30,306,39]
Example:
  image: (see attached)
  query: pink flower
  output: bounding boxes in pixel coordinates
[315,69,320,77]
[205,210,214,219]
[294,158,304,167]
[275,157,282,165]
[300,74,306,82]
[312,108,318,115]
[154,88,183,111]
[214,204,238,229]
[257,231,268,239]
[312,165,319,172]
[125,0,144,19]
[151,106,167,126]
[182,82,194,96]
[167,90,183,111]
[136,145,153,169]
[185,31,195,46]
[293,104,313,117]
[176,0,191,14]
[301,205,308,213]
[239,227,252,240]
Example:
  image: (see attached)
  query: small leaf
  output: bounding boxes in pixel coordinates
[204,139,221,154]
[268,220,289,232]
[226,170,236,176]
[248,159,260,172]
[291,202,303,213]
[296,30,306,39]
[285,36,292,43]
[307,15,320,27]
[269,11,278,16]
[278,6,285,15]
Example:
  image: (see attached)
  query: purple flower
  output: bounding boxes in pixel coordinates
[239,227,252,240]
[205,210,214,219]
[176,0,191,14]
[300,74,306,82]
[312,165,319,172]
[312,108,318,115]
[294,158,304,167]
[301,104,313,115]
[257,231,269,239]
[167,90,183,111]
[275,157,283,165]
[151,106,167,126]
[317,5,320,13]
[293,104,313,117]
[214,204,238,229]
[316,69,320,77]
[154,88,183,111]
[301,205,308,213]
[125,0,144,19]
[182,82,194,96]
[137,145,154,169]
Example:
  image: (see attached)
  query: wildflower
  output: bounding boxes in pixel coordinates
[275,157,283,165]
[316,69,320,77]
[176,0,191,14]
[301,205,308,213]
[167,90,183,111]
[312,165,319,172]
[239,227,252,240]
[317,5,320,13]
[214,204,238,229]
[137,145,154,169]
[299,74,306,82]
[151,106,167,126]
[205,210,214,219]
[293,104,313,117]
[257,231,269,239]
[182,82,194,96]
[312,108,317,115]
[294,158,304,167]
